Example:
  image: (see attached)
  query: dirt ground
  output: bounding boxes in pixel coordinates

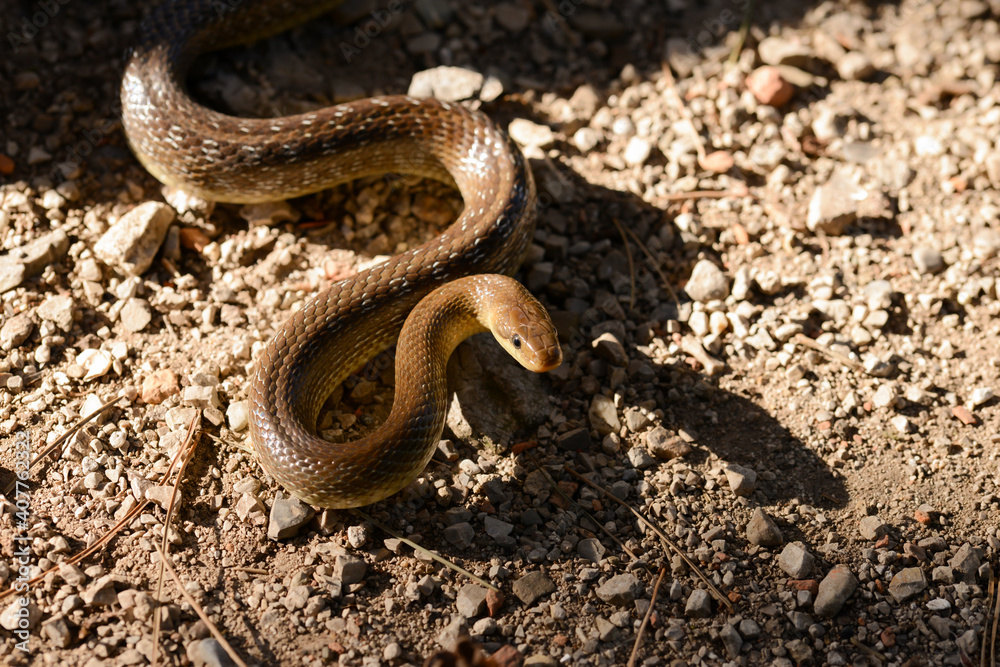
[1,0,999,665]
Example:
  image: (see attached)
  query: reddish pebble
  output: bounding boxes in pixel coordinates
[787,579,820,596]
[141,368,179,404]
[816,420,832,431]
[178,227,210,252]
[727,591,743,603]
[699,150,735,173]
[914,509,933,525]
[0,154,14,175]
[511,440,537,455]
[486,589,505,617]
[875,534,890,549]
[746,66,794,107]
[881,627,896,648]
[903,542,927,561]
[488,645,522,667]
[952,405,977,425]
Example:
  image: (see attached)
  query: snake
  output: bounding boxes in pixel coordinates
[121,0,563,508]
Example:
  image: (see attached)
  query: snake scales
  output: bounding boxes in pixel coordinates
[122,0,562,507]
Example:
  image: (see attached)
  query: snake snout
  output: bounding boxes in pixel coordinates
[491,282,562,373]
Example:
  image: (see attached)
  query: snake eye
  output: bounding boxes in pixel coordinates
[512,334,522,349]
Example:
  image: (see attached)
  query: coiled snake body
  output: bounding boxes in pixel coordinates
[123,0,561,507]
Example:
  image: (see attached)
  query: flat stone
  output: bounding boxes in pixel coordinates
[596,573,642,606]
[1,600,41,631]
[685,260,730,302]
[82,575,117,606]
[43,615,73,648]
[837,51,875,80]
[234,493,265,521]
[334,553,367,585]
[456,584,489,618]
[37,294,75,331]
[0,313,34,350]
[94,201,175,276]
[814,565,858,618]
[0,229,69,293]
[267,493,315,540]
[187,638,236,667]
[508,118,555,149]
[746,508,783,547]
[511,571,555,606]
[859,515,888,540]
[778,542,815,579]
[645,426,692,460]
[577,538,606,563]
[807,172,864,234]
[120,297,153,332]
[889,567,927,603]
[408,66,484,101]
[484,516,513,540]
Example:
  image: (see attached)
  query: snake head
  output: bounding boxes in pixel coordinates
[490,283,562,373]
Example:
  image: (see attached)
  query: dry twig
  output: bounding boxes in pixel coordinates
[627,566,667,667]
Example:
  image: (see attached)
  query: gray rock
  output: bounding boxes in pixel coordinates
[719,623,743,659]
[43,615,73,648]
[456,584,489,618]
[950,543,982,582]
[408,66,484,101]
[0,313,34,350]
[928,615,955,639]
[814,565,858,617]
[724,464,757,497]
[267,493,315,540]
[957,629,978,656]
[596,573,641,606]
[511,571,555,606]
[578,538,606,563]
[95,201,175,276]
[58,562,87,587]
[746,508,783,547]
[932,566,955,584]
[685,260,730,302]
[187,638,236,667]
[627,446,656,469]
[443,522,475,548]
[912,247,944,274]
[758,36,815,68]
[888,567,927,603]
[588,394,620,435]
[0,229,69,293]
[778,542,815,579]
[484,516,513,540]
[645,426,692,460]
[684,589,712,618]
[858,515,888,540]
[334,553,367,585]
[739,618,761,639]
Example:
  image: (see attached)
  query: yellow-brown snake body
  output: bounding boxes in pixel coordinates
[122,0,561,507]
